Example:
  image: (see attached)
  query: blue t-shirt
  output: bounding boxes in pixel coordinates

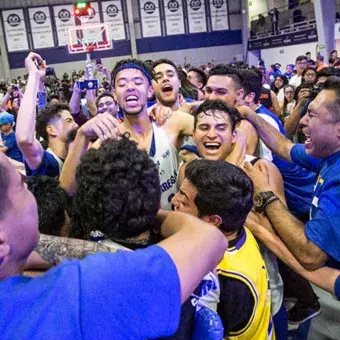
[255,106,316,222]
[291,144,340,268]
[335,275,340,300]
[0,246,180,340]
[25,150,62,177]
[1,131,23,162]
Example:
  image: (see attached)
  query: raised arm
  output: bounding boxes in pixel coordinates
[238,105,294,162]
[16,53,45,170]
[271,90,281,117]
[85,90,97,117]
[157,210,227,303]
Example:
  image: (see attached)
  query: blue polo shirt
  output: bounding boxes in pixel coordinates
[1,131,23,162]
[0,246,181,340]
[25,150,63,178]
[291,144,340,269]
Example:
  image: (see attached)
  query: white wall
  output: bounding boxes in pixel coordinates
[9,44,244,79]
[248,0,268,22]
[260,42,318,67]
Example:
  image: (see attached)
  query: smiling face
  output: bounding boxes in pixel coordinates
[193,109,236,161]
[284,86,294,102]
[115,68,153,116]
[152,63,181,107]
[97,96,118,117]
[300,90,340,158]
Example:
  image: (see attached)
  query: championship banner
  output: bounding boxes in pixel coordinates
[29,7,55,49]
[209,0,229,31]
[102,0,126,41]
[139,0,162,38]
[2,9,29,52]
[164,0,185,35]
[248,28,318,50]
[53,5,75,46]
[187,0,207,33]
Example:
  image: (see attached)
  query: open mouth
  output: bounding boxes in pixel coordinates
[125,94,139,104]
[161,84,173,95]
[203,142,221,150]
[303,131,312,146]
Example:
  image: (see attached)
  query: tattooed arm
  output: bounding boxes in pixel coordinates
[25,234,130,269]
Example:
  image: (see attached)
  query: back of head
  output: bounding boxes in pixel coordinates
[317,67,335,79]
[111,58,154,85]
[74,137,161,240]
[194,99,242,131]
[188,67,207,88]
[27,176,69,237]
[322,76,340,122]
[36,102,70,142]
[238,69,262,103]
[185,159,254,233]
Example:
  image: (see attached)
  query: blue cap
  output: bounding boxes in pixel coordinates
[0,112,14,126]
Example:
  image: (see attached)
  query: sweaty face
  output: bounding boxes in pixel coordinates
[52,110,78,143]
[0,153,39,263]
[187,71,201,89]
[171,178,199,217]
[115,68,152,116]
[97,96,118,117]
[300,90,340,158]
[205,76,244,106]
[193,110,236,161]
[152,63,181,107]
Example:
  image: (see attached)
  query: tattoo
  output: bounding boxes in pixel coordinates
[35,234,120,266]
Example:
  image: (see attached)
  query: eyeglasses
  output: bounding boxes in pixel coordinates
[297,61,308,66]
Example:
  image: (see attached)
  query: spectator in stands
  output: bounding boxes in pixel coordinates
[275,63,282,73]
[302,67,317,85]
[268,64,281,84]
[0,148,227,339]
[316,54,327,72]
[257,14,266,34]
[187,67,207,91]
[16,52,78,178]
[0,112,23,163]
[271,75,288,103]
[269,7,279,35]
[281,85,296,123]
[305,52,315,66]
[48,94,60,103]
[173,157,275,339]
[329,49,339,67]
[289,55,308,88]
[95,92,118,117]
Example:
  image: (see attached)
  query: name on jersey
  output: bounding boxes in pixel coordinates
[161,170,178,193]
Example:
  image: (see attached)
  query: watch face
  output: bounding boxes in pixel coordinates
[253,194,263,208]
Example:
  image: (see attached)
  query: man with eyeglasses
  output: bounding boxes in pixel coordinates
[289,56,308,88]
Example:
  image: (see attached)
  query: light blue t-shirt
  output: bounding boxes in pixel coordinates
[0,246,181,340]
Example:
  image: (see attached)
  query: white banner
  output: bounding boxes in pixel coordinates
[209,0,229,31]
[2,9,29,52]
[187,0,207,33]
[102,0,126,40]
[53,5,75,46]
[164,0,185,35]
[335,23,340,40]
[140,0,162,38]
[29,7,55,49]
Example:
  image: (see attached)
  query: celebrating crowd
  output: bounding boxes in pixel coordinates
[0,48,339,340]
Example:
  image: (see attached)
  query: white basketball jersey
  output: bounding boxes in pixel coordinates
[150,123,179,210]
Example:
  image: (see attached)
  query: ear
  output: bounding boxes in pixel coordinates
[202,215,222,228]
[245,92,255,105]
[0,233,10,264]
[231,129,237,144]
[148,85,155,99]
[46,124,58,138]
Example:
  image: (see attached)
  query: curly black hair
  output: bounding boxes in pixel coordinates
[194,99,242,131]
[185,159,254,233]
[74,137,161,240]
[36,102,70,142]
[27,176,69,236]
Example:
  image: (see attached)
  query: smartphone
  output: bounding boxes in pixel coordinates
[96,58,102,66]
[77,79,99,91]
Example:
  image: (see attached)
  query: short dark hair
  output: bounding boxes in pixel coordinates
[306,52,311,55]
[95,92,114,107]
[152,58,178,74]
[322,76,340,122]
[27,176,69,236]
[188,67,207,88]
[317,67,336,79]
[36,102,70,142]
[302,67,317,78]
[111,59,154,85]
[296,55,307,64]
[0,162,10,220]
[207,64,243,90]
[48,94,60,102]
[74,137,161,240]
[238,69,262,103]
[194,99,242,131]
[185,159,254,233]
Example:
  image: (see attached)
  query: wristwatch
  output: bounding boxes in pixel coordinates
[253,191,279,214]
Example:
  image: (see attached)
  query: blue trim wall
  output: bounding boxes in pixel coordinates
[8,30,242,69]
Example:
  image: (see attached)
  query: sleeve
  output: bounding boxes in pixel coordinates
[305,179,340,262]
[290,144,321,173]
[334,275,340,300]
[37,91,47,111]
[25,150,60,177]
[71,108,89,127]
[79,246,181,340]
[3,134,15,149]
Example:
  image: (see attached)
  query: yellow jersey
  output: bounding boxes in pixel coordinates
[217,227,275,340]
